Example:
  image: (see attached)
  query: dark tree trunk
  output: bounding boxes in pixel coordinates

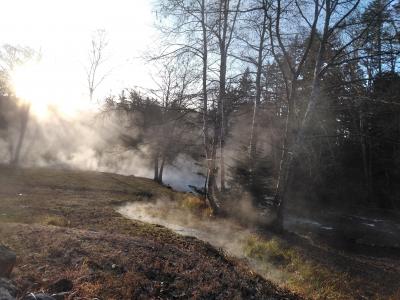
[207,169,220,213]
[154,153,159,183]
[159,155,166,184]
[272,85,297,232]
[11,104,30,167]
[200,0,220,214]
[219,46,227,192]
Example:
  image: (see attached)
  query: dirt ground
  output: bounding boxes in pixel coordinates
[0,166,298,300]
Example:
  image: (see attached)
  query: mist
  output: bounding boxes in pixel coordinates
[0,110,204,191]
[1,0,400,299]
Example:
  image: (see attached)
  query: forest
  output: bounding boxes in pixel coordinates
[80,0,400,226]
[0,0,400,299]
[107,0,400,230]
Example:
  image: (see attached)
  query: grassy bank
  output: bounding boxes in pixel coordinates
[0,166,297,299]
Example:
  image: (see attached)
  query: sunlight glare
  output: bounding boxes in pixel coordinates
[11,61,87,119]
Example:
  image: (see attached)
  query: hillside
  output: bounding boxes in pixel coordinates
[0,166,298,299]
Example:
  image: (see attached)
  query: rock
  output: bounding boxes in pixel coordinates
[37,266,46,272]
[108,263,126,275]
[0,246,16,278]
[50,292,70,300]
[48,279,73,293]
[0,277,17,300]
[22,293,56,300]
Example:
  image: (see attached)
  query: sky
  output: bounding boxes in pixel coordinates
[0,0,158,118]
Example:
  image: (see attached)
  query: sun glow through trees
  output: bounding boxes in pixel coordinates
[11,61,90,119]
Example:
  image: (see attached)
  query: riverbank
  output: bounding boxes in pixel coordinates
[0,166,297,299]
[118,199,400,299]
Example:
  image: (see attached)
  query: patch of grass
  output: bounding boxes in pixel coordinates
[178,193,214,219]
[244,236,291,266]
[243,235,356,299]
[179,194,206,211]
[40,215,70,227]
[78,281,102,298]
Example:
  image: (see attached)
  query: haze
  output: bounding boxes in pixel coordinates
[0,0,157,118]
[0,0,399,299]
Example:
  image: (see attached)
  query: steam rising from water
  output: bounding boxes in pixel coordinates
[117,199,288,283]
[119,199,254,257]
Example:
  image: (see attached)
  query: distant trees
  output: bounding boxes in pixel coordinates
[154,0,247,212]
[239,1,270,169]
[360,0,399,76]
[104,58,199,184]
[269,0,371,230]
[0,1,398,227]
[155,0,218,211]
[149,0,400,226]
[93,0,400,227]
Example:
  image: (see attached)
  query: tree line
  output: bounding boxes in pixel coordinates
[1,0,399,231]
[105,0,399,230]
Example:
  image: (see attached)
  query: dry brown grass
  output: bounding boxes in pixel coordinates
[242,233,400,300]
[2,166,398,299]
[0,166,298,300]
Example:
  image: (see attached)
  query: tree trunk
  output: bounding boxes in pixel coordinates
[154,153,159,182]
[272,1,332,231]
[159,155,166,183]
[219,48,227,192]
[11,104,30,167]
[200,0,220,214]
[208,112,221,212]
[249,12,267,163]
[207,169,220,213]
[359,110,372,199]
[217,0,234,193]
[377,2,383,76]
[272,84,297,232]
[220,145,226,192]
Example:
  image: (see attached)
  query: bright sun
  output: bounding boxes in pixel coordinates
[11,61,87,120]
[11,62,53,118]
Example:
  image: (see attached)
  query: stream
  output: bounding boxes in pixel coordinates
[117,199,400,285]
[117,200,256,258]
[285,211,400,256]
[116,200,293,283]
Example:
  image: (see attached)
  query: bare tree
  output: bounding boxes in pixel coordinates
[208,0,242,192]
[104,56,198,185]
[269,0,365,231]
[265,0,321,230]
[147,58,198,183]
[235,0,272,167]
[85,29,109,101]
[154,0,224,212]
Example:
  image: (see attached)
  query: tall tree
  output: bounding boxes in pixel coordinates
[208,0,242,192]
[86,29,109,101]
[267,0,320,230]
[234,0,272,186]
[154,0,225,212]
[270,0,366,231]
